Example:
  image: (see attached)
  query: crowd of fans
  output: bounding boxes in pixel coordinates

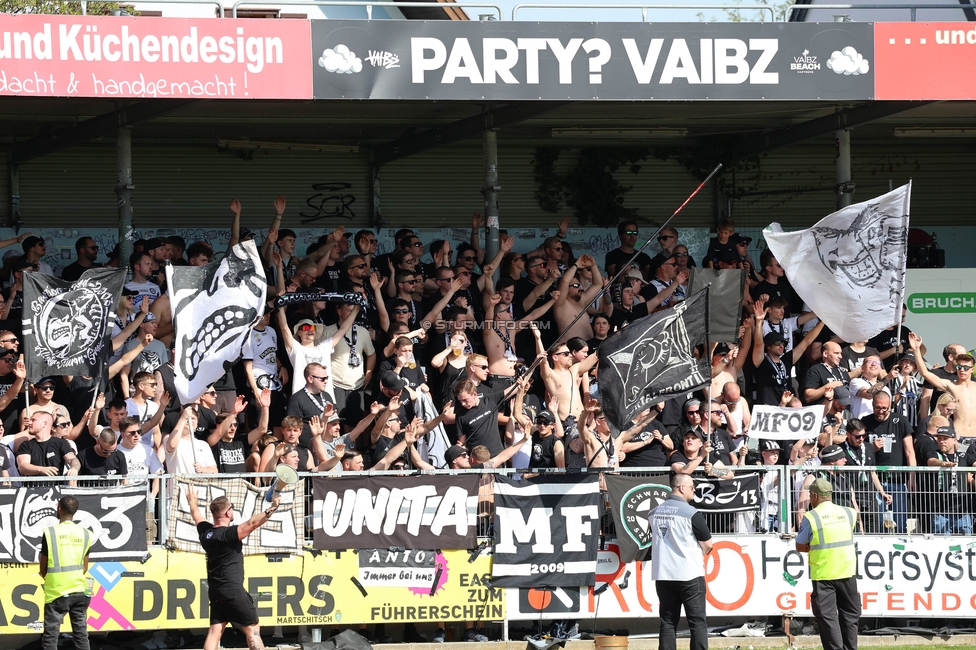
[1,202,974,544]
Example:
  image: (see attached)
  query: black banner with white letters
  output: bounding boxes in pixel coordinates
[0,483,147,563]
[312,22,874,100]
[312,475,479,550]
[692,472,761,513]
[491,474,601,588]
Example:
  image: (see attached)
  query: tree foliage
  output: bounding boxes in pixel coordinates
[0,0,127,15]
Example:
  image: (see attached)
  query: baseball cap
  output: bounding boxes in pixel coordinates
[292,319,316,335]
[832,386,851,407]
[239,227,256,241]
[381,371,406,393]
[808,477,833,497]
[13,257,38,271]
[121,287,139,297]
[899,351,918,366]
[730,233,752,246]
[820,444,845,463]
[714,343,731,356]
[144,237,166,252]
[760,440,781,452]
[935,425,956,438]
[143,311,156,323]
[535,410,556,424]
[717,249,739,265]
[21,235,43,252]
[444,445,468,465]
[0,347,15,358]
[327,413,343,424]
[36,376,57,387]
[764,332,788,346]
[624,268,645,282]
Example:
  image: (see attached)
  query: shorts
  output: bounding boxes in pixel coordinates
[210,588,259,626]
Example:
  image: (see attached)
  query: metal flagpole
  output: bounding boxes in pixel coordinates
[518,163,724,379]
[892,180,912,367]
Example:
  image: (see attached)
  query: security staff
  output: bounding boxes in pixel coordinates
[39,496,93,650]
[648,473,713,650]
[796,477,860,650]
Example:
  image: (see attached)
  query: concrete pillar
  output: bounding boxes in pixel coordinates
[482,128,500,267]
[116,126,134,264]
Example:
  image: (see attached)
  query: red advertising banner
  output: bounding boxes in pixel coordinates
[875,22,976,100]
[0,15,312,99]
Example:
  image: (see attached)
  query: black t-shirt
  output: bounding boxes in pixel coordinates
[17,437,74,473]
[286,389,333,448]
[750,279,800,314]
[702,238,737,268]
[868,326,913,371]
[78,447,128,477]
[373,432,408,468]
[61,261,102,282]
[457,390,504,456]
[803,363,850,405]
[914,431,939,465]
[862,414,912,467]
[605,249,652,276]
[530,434,560,469]
[817,469,857,509]
[708,428,736,464]
[197,522,245,594]
[965,443,976,469]
[620,422,670,468]
[839,440,877,492]
[840,345,880,375]
[0,372,24,433]
[213,439,248,474]
[753,354,793,406]
[609,302,649,332]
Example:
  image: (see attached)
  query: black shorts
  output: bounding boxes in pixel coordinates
[210,588,259,626]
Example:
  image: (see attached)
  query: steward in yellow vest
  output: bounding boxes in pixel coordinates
[38,496,93,650]
[796,477,860,650]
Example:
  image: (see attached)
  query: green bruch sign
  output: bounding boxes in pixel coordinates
[908,293,976,314]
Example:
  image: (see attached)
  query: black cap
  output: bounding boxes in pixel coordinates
[832,386,851,407]
[899,351,918,366]
[13,257,38,272]
[380,371,406,392]
[935,425,956,438]
[764,332,788,346]
[0,347,15,358]
[144,237,166,252]
[36,376,57,387]
[821,444,845,462]
[239,227,256,241]
[535,410,556,425]
[121,287,139,297]
[444,445,468,465]
[731,233,752,246]
[760,440,781,452]
[714,343,731,356]
[717,249,739,265]
[21,236,44,252]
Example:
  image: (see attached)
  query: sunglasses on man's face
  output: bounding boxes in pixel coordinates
[394,309,410,314]
[658,235,676,241]
[624,230,639,236]
[458,256,475,262]
[351,263,367,270]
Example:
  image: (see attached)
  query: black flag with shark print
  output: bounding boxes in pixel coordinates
[167,240,267,404]
[598,288,711,434]
[22,267,126,382]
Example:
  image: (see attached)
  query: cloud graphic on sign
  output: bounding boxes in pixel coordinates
[319,44,363,74]
[826,46,869,76]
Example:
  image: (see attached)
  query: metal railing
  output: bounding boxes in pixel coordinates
[231,0,502,18]
[783,3,976,21]
[89,0,225,16]
[511,2,776,21]
[13,464,974,555]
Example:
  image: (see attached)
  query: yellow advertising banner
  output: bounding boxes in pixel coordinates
[0,549,502,633]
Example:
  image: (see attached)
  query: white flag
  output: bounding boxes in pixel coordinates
[167,241,267,404]
[763,183,910,343]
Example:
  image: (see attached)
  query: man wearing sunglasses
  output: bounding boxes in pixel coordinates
[604,221,653,280]
[911,332,976,441]
[838,419,888,533]
[17,411,80,477]
[554,254,605,343]
[78,428,128,485]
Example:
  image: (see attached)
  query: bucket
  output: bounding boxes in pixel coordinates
[594,636,628,650]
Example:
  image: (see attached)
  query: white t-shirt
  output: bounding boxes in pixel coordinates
[118,442,163,476]
[125,399,159,452]
[124,281,161,306]
[288,339,334,395]
[763,316,800,353]
[164,435,216,475]
[244,327,281,390]
[848,378,891,420]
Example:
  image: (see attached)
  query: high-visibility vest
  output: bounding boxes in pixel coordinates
[803,501,856,581]
[42,522,91,604]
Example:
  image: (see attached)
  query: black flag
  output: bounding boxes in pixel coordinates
[22,268,126,382]
[598,288,711,433]
[605,474,671,564]
[688,268,746,343]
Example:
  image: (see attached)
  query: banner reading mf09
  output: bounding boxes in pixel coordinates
[0,549,500,633]
[312,22,874,100]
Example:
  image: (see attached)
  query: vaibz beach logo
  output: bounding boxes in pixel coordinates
[798,26,874,94]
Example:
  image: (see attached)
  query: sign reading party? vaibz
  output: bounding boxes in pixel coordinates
[311,22,874,100]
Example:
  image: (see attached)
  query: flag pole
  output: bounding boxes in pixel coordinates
[518,163,724,379]
[893,180,912,370]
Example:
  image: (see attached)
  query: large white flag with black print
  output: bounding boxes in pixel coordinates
[167,241,266,403]
[764,183,911,343]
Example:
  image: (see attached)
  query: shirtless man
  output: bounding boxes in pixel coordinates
[910,332,976,437]
[483,292,558,387]
[553,254,605,343]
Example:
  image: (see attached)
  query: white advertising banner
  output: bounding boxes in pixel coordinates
[904,268,976,362]
[506,536,976,619]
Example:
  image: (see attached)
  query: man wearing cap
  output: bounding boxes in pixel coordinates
[19,235,53,277]
[528,409,565,469]
[889,352,922,428]
[39,495,93,650]
[796,477,859,650]
[861,392,915,533]
[648,473,713,650]
[61,237,101,282]
[920,416,971,535]
[751,300,824,406]
[645,254,686,311]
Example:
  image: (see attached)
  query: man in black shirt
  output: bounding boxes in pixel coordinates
[454,379,507,457]
[209,390,271,474]
[605,220,653,279]
[750,250,800,314]
[77,429,128,484]
[187,487,279,650]
[17,412,80,477]
[286,364,334,447]
[860,392,916,534]
[751,301,825,406]
[60,237,102,282]
[803,342,851,406]
[839,420,888,533]
[0,348,26,432]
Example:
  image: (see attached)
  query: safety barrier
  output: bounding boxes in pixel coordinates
[783,3,976,21]
[230,0,504,19]
[511,2,776,21]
